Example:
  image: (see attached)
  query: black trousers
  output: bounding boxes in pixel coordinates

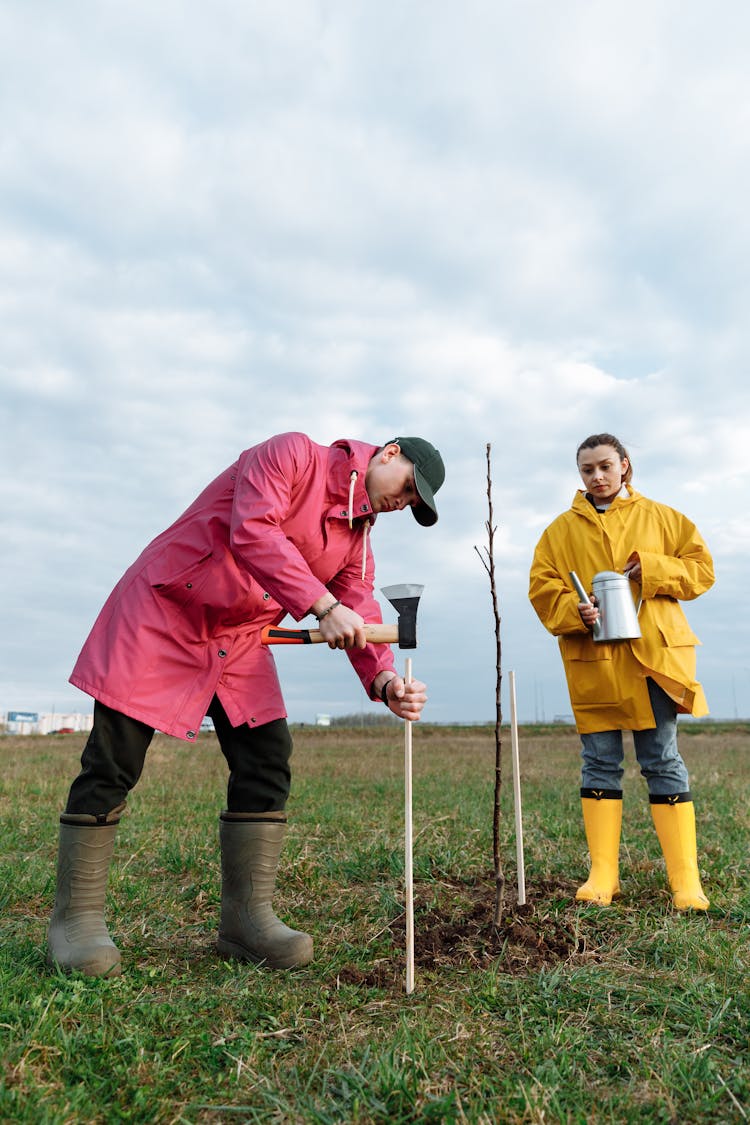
[65,697,293,816]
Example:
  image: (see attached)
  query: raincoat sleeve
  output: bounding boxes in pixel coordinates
[529,528,589,637]
[634,510,715,603]
[229,433,328,620]
[328,528,397,695]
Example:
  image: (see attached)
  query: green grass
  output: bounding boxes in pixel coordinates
[1,724,748,1123]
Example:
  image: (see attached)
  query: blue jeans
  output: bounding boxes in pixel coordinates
[580,678,690,796]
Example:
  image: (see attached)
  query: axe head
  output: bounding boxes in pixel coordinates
[380,583,424,649]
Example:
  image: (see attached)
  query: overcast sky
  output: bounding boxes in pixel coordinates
[2,1,749,726]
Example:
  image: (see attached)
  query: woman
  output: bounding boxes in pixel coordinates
[529,433,714,910]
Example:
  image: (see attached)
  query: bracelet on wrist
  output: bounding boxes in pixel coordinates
[316,600,340,622]
[380,677,396,705]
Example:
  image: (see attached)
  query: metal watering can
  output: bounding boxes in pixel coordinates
[570,570,642,643]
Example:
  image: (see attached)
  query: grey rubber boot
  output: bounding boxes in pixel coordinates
[217,812,313,969]
[47,804,125,977]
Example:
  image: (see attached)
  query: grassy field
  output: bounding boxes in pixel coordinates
[1,722,748,1124]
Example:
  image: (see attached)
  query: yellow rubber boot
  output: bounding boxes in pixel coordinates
[650,796,709,911]
[576,791,622,905]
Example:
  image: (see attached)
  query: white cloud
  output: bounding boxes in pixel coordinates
[1,1,748,723]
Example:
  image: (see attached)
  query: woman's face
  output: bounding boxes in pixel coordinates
[577,444,629,504]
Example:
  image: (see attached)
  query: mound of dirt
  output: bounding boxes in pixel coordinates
[334,877,601,990]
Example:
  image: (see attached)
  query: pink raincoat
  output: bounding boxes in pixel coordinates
[70,433,396,741]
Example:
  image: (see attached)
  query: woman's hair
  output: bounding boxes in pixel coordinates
[576,433,633,483]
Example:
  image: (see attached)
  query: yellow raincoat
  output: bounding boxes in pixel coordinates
[529,487,714,733]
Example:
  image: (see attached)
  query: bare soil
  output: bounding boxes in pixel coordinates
[334,876,596,990]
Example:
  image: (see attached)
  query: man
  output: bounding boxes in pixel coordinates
[48,432,445,976]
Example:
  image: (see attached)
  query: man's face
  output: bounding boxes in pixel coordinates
[365,445,420,515]
[577,444,629,504]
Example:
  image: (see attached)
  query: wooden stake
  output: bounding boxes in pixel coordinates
[509,670,526,906]
[404,656,415,993]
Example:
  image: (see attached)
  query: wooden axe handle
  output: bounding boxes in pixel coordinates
[261,623,398,646]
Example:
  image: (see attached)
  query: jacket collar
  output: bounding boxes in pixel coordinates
[327,439,379,523]
[572,484,641,518]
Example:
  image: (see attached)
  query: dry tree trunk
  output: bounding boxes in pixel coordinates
[474,442,505,925]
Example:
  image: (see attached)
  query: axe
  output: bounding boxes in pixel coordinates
[260,582,422,648]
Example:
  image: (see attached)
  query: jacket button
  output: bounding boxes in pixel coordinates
[340,510,347,516]
[186,582,193,589]
[360,504,368,512]
[218,649,227,658]
[250,717,257,724]
[263,592,270,600]
[187,730,196,739]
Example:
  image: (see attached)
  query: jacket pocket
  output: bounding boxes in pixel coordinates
[650,599,701,647]
[560,634,621,706]
[150,551,214,607]
[559,634,607,661]
[657,621,701,647]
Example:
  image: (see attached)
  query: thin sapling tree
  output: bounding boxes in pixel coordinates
[474,442,505,925]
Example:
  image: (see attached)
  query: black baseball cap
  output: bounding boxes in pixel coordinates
[390,437,445,526]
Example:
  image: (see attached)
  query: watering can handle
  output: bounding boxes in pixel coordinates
[627,576,643,615]
[569,571,602,639]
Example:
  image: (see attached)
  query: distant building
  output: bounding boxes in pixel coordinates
[315,713,331,727]
[4,711,94,735]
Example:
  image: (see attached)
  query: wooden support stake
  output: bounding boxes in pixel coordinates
[509,670,526,906]
[404,656,415,993]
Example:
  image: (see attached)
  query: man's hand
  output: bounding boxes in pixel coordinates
[379,675,428,722]
[315,603,367,649]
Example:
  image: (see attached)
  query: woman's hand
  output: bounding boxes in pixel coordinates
[623,551,642,582]
[578,597,600,631]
